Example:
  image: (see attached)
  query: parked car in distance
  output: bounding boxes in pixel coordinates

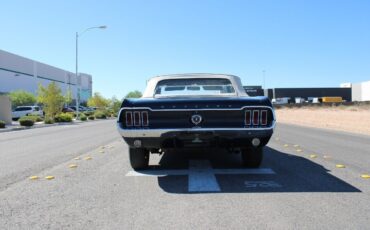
[62,107,75,113]
[86,107,97,111]
[117,73,276,170]
[12,106,44,120]
[69,106,87,111]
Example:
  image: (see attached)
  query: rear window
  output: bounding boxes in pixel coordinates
[154,78,235,97]
[14,107,32,111]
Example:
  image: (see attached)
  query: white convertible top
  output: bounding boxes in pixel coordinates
[142,73,248,98]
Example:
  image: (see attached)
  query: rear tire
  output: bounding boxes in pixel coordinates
[241,147,263,168]
[129,148,149,170]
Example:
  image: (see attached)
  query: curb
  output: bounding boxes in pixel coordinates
[0,118,115,133]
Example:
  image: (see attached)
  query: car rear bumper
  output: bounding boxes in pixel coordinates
[117,123,275,148]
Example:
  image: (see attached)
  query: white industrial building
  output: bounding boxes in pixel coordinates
[0,49,92,102]
[351,81,370,102]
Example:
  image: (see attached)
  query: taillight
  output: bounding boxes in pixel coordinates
[124,110,149,127]
[245,109,270,126]
[141,111,149,126]
[252,110,259,125]
[261,110,267,125]
[245,110,251,125]
[126,112,133,126]
[134,111,141,126]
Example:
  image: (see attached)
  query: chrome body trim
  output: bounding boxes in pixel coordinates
[117,121,276,138]
[118,105,275,113]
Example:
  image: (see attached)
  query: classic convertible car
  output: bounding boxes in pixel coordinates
[117,74,275,169]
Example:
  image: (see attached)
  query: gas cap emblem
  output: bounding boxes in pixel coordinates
[191,114,202,125]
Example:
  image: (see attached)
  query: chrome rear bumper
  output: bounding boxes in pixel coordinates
[117,122,275,138]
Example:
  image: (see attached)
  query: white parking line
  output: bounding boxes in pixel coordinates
[188,160,221,192]
[125,160,276,192]
[126,169,189,177]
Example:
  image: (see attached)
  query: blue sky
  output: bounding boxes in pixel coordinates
[1,0,370,99]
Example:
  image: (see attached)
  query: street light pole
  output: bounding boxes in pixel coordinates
[75,32,79,118]
[75,25,106,119]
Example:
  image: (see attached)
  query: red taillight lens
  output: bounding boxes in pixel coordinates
[126,112,133,127]
[245,110,251,125]
[253,110,259,125]
[141,111,149,126]
[261,110,267,125]
[134,111,141,126]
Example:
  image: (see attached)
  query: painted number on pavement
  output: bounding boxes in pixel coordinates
[244,181,282,188]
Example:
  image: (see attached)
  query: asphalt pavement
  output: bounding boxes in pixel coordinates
[0,120,369,229]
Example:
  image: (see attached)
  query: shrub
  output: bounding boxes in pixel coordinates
[19,117,35,127]
[84,111,94,116]
[0,120,5,128]
[26,115,43,122]
[44,118,55,124]
[94,111,107,119]
[79,114,87,121]
[104,109,113,118]
[54,113,73,122]
[88,115,95,120]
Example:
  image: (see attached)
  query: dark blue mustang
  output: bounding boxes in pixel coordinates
[117,74,275,170]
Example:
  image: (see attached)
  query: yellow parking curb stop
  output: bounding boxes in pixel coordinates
[283,144,289,147]
[84,156,92,160]
[310,154,317,158]
[361,174,370,179]
[45,176,55,180]
[296,149,303,152]
[336,164,345,168]
[29,176,39,180]
[69,164,78,169]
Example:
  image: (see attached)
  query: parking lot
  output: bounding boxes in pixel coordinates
[1,120,369,229]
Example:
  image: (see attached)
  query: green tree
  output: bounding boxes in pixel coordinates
[37,82,64,119]
[64,88,73,106]
[87,92,109,109]
[125,90,142,98]
[8,90,36,108]
[110,96,122,114]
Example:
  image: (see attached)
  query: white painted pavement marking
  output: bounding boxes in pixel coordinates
[188,160,221,192]
[125,167,275,177]
[245,181,282,188]
[126,169,189,177]
[126,160,276,192]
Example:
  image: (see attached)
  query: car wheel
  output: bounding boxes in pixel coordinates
[241,147,263,168]
[129,148,149,170]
